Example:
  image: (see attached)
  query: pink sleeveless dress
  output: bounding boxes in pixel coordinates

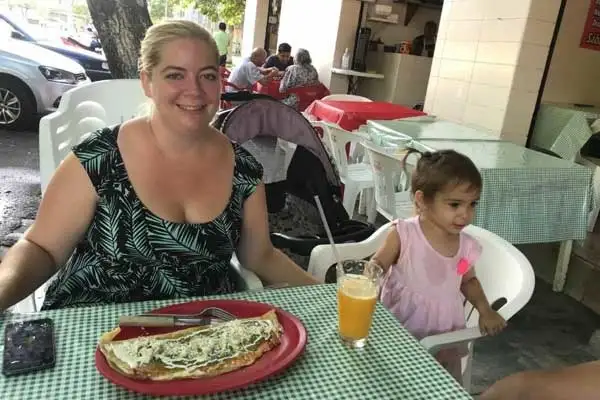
[380,217,482,340]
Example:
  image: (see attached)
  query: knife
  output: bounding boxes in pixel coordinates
[118,315,213,327]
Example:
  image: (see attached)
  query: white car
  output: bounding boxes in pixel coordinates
[0,37,91,130]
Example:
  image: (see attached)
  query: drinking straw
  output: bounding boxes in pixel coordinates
[313,195,343,269]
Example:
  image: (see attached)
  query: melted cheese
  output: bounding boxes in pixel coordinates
[107,319,279,371]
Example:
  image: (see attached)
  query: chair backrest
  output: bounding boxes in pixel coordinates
[308,222,535,324]
[286,83,331,111]
[363,141,405,219]
[319,122,363,178]
[321,94,372,102]
[462,225,536,325]
[38,79,147,193]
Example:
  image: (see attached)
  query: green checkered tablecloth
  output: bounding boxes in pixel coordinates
[390,140,593,244]
[531,103,600,161]
[0,285,471,400]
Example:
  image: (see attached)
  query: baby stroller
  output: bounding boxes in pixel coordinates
[213,96,375,272]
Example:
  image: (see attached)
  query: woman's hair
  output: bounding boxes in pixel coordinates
[139,19,219,76]
[402,148,482,200]
[295,48,312,65]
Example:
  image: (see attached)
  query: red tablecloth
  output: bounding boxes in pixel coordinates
[305,100,426,131]
[255,79,286,100]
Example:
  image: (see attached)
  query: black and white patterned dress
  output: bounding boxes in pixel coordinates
[42,126,263,309]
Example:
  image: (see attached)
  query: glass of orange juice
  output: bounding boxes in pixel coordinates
[337,260,383,348]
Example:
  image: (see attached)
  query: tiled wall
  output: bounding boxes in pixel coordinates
[424,0,561,145]
[542,0,600,106]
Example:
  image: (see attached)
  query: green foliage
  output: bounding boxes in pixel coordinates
[71,2,91,19]
[197,0,245,26]
[149,0,245,26]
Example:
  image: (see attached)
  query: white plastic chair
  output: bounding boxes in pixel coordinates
[39,79,149,194]
[308,222,535,392]
[318,121,377,221]
[362,141,414,222]
[321,94,372,102]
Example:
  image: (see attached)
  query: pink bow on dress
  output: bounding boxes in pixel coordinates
[457,258,470,276]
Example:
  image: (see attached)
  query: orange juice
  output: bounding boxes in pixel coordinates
[337,274,378,342]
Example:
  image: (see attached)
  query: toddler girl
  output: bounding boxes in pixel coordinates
[371,148,506,383]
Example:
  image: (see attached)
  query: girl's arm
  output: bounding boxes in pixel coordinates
[370,225,400,272]
[461,272,506,335]
[460,272,492,314]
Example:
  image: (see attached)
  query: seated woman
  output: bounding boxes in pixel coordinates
[279,48,319,109]
[0,20,318,311]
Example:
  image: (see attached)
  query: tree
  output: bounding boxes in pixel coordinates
[194,0,246,26]
[86,0,153,79]
[71,2,91,20]
[148,0,180,22]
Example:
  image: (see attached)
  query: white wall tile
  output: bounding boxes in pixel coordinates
[476,42,521,65]
[523,19,555,46]
[511,66,544,93]
[484,0,532,20]
[432,97,467,122]
[438,60,474,81]
[467,83,511,109]
[529,0,561,22]
[436,78,470,103]
[443,41,478,61]
[500,131,528,146]
[463,104,506,132]
[471,63,515,87]
[430,57,441,77]
[433,39,446,59]
[502,89,538,138]
[479,19,526,43]
[517,43,550,70]
[449,0,486,20]
[424,77,438,113]
[446,20,483,42]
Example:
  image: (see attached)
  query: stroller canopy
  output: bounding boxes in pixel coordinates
[215,98,339,187]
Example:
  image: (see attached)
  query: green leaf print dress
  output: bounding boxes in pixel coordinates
[41,126,263,310]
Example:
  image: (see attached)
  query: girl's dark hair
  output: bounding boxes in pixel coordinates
[401,148,482,200]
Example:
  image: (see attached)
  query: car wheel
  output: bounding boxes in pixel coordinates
[0,78,35,130]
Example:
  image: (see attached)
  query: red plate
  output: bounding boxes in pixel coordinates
[95,299,307,397]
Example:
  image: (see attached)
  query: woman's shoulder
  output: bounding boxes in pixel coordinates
[72,125,119,162]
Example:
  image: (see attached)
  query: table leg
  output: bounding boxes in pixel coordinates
[553,240,573,292]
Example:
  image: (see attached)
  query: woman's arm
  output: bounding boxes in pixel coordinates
[236,183,319,286]
[279,69,292,93]
[370,225,400,272]
[480,361,600,400]
[0,153,97,310]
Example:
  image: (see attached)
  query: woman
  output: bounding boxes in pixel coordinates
[0,20,318,311]
[279,48,319,109]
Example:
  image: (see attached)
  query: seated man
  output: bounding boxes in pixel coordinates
[227,48,279,92]
[264,43,294,72]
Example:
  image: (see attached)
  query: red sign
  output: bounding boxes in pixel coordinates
[580,0,600,51]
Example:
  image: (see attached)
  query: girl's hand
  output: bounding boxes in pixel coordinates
[479,308,506,336]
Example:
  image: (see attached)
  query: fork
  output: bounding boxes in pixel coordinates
[142,307,237,321]
[118,307,237,327]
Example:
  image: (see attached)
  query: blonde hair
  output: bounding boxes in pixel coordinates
[139,19,219,75]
